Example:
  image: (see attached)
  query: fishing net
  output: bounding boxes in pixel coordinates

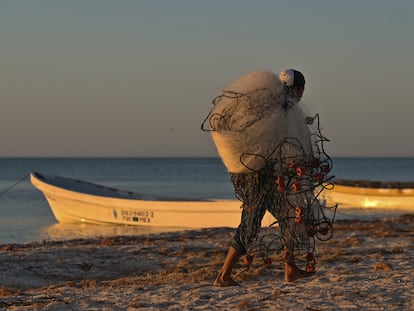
[201,70,337,272]
[201,71,287,173]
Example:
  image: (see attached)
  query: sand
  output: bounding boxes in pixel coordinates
[1,214,413,310]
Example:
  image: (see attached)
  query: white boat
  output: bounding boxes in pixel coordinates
[322,179,414,209]
[30,172,276,228]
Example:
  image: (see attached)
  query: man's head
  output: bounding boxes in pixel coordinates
[279,69,305,101]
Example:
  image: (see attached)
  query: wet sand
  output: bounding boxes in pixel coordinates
[1,214,413,310]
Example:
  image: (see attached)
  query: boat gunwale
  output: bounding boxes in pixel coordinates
[334,179,414,190]
[330,179,414,198]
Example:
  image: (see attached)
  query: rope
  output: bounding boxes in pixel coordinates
[0,173,30,197]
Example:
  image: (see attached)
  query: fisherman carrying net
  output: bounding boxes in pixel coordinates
[201,69,336,286]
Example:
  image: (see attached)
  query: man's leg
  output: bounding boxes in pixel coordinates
[214,171,266,286]
[213,246,241,286]
[283,239,315,282]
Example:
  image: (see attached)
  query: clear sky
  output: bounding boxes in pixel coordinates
[1,0,413,157]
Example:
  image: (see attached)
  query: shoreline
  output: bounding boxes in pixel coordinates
[1,214,413,310]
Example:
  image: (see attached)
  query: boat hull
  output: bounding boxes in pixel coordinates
[31,172,276,228]
[322,184,414,209]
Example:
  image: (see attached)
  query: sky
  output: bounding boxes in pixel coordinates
[1,0,413,157]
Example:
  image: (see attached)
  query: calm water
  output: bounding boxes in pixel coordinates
[0,157,413,244]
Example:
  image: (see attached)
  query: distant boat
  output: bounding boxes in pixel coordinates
[30,172,276,228]
[322,179,414,209]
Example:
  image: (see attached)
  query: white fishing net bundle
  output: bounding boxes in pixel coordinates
[203,70,314,173]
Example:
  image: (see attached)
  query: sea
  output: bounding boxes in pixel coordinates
[0,157,413,245]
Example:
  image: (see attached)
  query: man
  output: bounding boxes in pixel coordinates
[212,69,317,286]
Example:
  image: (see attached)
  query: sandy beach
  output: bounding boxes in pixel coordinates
[1,214,413,310]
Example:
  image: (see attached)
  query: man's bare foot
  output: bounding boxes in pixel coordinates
[285,261,315,282]
[213,246,242,287]
[213,276,240,287]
